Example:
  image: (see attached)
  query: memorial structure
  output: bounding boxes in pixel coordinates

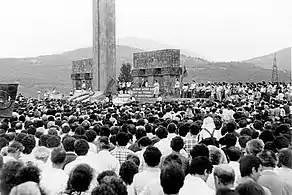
[71,59,93,92]
[131,49,182,96]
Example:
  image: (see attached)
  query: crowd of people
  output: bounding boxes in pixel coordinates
[0,81,292,195]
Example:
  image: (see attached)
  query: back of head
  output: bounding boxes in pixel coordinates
[190,143,209,159]
[236,181,265,195]
[160,163,185,195]
[46,135,61,148]
[170,136,184,152]
[74,139,89,156]
[143,146,162,167]
[257,150,277,168]
[119,160,138,185]
[216,188,239,195]
[62,136,76,152]
[278,148,292,168]
[190,156,213,176]
[51,147,66,165]
[246,139,264,156]
[68,163,93,192]
[214,164,235,187]
[167,123,177,134]
[226,146,242,162]
[116,132,129,146]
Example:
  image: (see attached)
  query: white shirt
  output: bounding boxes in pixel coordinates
[40,167,68,195]
[133,167,161,195]
[64,155,98,176]
[180,175,215,195]
[274,167,292,184]
[229,161,241,186]
[92,150,120,175]
[88,142,98,154]
[139,178,164,195]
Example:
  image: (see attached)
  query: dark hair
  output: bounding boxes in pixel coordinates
[156,126,168,139]
[160,163,185,194]
[0,161,24,195]
[116,132,129,146]
[135,128,147,141]
[93,176,127,195]
[216,188,239,195]
[0,137,9,150]
[67,164,93,193]
[162,154,183,167]
[257,150,277,168]
[16,164,41,185]
[15,133,27,143]
[170,136,184,152]
[75,126,85,135]
[126,154,140,167]
[46,135,61,148]
[190,156,213,175]
[100,126,111,137]
[219,133,237,147]
[240,128,253,137]
[62,136,76,152]
[137,136,152,147]
[189,123,201,135]
[51,147,66,164]
[119,160,138,185]
[143,146,162,167]
[259,130,275,144]
[98,136,111,150]
[167,123,177,133]
[238,136,252,149]
[273,136,290,151]
[21,135,36,154]
[226,146,242,162]
[278,148,292,168]
[97,170,117,184]
[190,144,209,159]
[236,181,265,195]
[85,130,97,142]
[226,122,237,133]
[74,139,89,156]
[239,155,262,177]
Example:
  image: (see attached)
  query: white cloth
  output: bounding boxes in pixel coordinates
[139,178,163,195]
[229,161,241,186]
[133,167,161,195]
[180,175,215,195]
[40,167,68,195]
[88,142,97,154]
[274,167,292,184]
[64,155,98,176]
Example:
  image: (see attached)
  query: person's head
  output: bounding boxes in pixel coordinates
[190,143,209,159]
[160,163,185,195]
[46,135,61,149]
[143,146,162,167]
[126,154,140,167]
[278,148,292,168]
[15,164,41,185]
[238,136,252,149]
[226,146,242,162]
[161,154,183,167]
[85,130,97,143]
[189,123,201,136]
[216,188,239,195]
[137,136,152,149]
[170,136,184,152]
[75,126,85,135]
[219,133,237,147]
[273,135,290,152]
[32,146,50,162]
[245,139,264,156]
[167,123,177,134]
[0,161,24,195]
[96,136,111,152]
[96,170,117,184]
[116,132,129,146]
[62,136,76,152]
[156,126,168,139]
[190,156,213,182]
[0,137,9,151]
[239,155,263,182]
[67,163,93,192]
[74,139,89,156]
[214,164,235,190]
[259,130,274,144]
[21,135,36,154]
[208,146,223,165]
[257,150,277,168]
[92,176,127,195]
[51,147,66,167]
[236,181,265,195]
[119,160,138,185]
[8,141,24,159]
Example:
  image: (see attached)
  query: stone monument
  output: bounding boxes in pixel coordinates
[92,0,116,92]
[131,49,182,96]
[71,59,93,92]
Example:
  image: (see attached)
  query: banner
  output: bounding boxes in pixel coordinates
[0,84,18,118]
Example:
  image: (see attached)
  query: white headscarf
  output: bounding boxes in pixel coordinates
[201,116,216,131]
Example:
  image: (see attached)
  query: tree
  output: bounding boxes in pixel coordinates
[118,63,133,83]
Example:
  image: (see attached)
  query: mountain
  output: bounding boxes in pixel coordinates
[118,37,205,59]
[244,47,291,71]
[0,45,290,97]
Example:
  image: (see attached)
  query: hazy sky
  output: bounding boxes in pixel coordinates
[0,0,291,61]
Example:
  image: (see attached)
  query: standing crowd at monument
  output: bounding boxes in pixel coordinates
[0,81,292,195]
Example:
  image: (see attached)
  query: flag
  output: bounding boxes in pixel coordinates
[0,83,18,118]
[104,77,116,95]
[182,65,188,78]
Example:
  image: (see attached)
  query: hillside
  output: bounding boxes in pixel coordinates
[244,47,291,71]
[0,45,290,97]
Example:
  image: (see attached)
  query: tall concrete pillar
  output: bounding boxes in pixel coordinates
[92,0,116,91]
